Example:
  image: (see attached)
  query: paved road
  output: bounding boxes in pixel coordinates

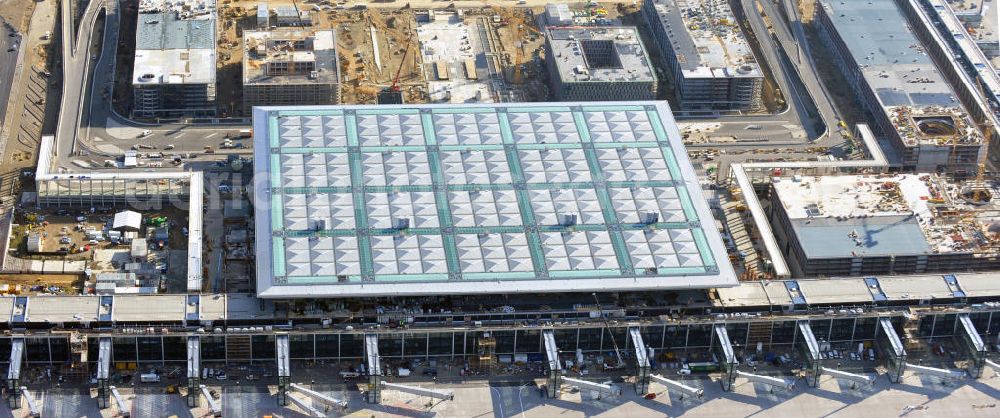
[0,21,20,124]
[53,0,105,162]
[58,0,847,174]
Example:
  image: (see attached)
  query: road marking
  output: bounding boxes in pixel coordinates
[206,133,218,139]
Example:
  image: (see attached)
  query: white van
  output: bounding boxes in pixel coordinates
[140,373,160,383]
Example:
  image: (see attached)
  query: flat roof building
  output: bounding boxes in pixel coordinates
[545,3,573,26]
[242,29,340,115]
[816,0,985,172]
[769,173,1000,277]
[544,27,657,102]
[132,0,217,118]
[252,102,736,298]
[642,0,763,111]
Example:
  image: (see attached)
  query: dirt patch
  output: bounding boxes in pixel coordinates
[0,0,36,33]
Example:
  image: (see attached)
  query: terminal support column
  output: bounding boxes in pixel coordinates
[6,337,23,409]
[713,324,738,392]
[276,334,290,406]
[876,318,907,383]
[628,327,650,395]
[956,314,986,379]
[543,329,562,398]
[365,334,381,404]
[96,337,112,409]
[187,336,201,408]
[795,321,822,387]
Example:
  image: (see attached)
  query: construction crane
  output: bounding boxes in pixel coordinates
[591,293,624,368]
[378,21,413,104]
[491,6,531,84]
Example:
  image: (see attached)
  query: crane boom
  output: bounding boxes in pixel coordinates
[390,36,413,91]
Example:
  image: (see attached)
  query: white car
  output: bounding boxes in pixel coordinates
[139,129,152,138]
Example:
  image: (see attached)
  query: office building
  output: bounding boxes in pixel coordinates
[544,26,658,101]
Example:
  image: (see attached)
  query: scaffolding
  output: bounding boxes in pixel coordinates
[712,324,738,391]
[876,317,907,383]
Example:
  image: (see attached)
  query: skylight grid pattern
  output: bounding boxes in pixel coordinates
[254,103,735,297]
[433,113,504,145]
[440,150,512,185]
[357,113,425,146]
[279,153,351,188]
[277,114,349,147]
[449,190,521,227]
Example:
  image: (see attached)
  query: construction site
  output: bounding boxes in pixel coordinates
[209,1,569,110]
[768,172,1000,277]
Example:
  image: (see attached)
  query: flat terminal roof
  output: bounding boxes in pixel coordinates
[546,26,656,83]
[877,275,955,300]
[243,29,340,85]
[645,0,762,78]
[24,296,99,323]
[773,173,1000,258]
[796,279,874,304]
[199,294,227,321]
[714,281,794,307]
[252,102,736,298]
[114,295,187,322]
[820,0,984,147]
[957,273,1000,297]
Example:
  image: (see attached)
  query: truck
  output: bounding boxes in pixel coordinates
[686,362,719,373]
[140,373,161,383]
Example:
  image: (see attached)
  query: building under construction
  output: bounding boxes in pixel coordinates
[815,0,986,172]
[544,26,657,102]
[132,0,217,118]
[768,173,1000,277]
[642,0,763,111]
[242,29,341,113]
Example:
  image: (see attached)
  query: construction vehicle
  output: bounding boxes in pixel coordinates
[378,26,412,105]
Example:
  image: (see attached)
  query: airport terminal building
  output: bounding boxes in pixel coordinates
[251,102,737,298]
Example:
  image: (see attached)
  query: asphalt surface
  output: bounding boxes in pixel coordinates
[53,0,105,163]
[53,0,848,175]
[0,21,21,124]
